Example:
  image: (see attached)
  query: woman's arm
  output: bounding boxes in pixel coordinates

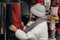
[15,29,27,40]
[9,25,27,40]
[9,25,36,40]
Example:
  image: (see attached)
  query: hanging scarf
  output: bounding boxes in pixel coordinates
[12,3,24,30]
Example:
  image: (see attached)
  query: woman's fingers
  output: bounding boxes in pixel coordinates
[9,25,17,32]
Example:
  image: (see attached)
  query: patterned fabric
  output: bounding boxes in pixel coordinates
[25,20,45,32]
[51,0,60,6]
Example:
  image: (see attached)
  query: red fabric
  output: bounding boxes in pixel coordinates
[56,28,60,32]
[51,0,60,6]
[36,0,44,5]
[58,6,60,14]
[51,0,57,6]
[12,3,24,30]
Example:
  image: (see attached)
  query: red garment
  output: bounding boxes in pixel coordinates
[51,0,57,6]
[36,0,44,5]
[58,6,60,14]
[56,28,60,32]
[12,3,24,30]
[51,0,60,6]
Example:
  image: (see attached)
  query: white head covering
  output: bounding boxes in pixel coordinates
[30,3,46,17]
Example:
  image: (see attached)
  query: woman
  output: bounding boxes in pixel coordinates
[9,3,48,40]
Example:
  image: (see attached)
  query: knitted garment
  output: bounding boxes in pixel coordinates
[30,3,46,18]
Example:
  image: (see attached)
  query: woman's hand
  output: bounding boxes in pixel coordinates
[9,25,17,32]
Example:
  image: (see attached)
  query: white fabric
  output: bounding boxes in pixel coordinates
[29,21,48,40]
[15,29,27,40]
[51,7,58,15]
[30,3,46,17]
[15,21,48,40]
[44,0,51,6]
[26,31,37,40]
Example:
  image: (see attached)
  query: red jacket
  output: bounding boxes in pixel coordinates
[36,0,44,5]
[12,3,24,30]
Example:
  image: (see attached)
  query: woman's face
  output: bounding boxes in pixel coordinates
[32,15,36,19]
[31,14,38,21]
